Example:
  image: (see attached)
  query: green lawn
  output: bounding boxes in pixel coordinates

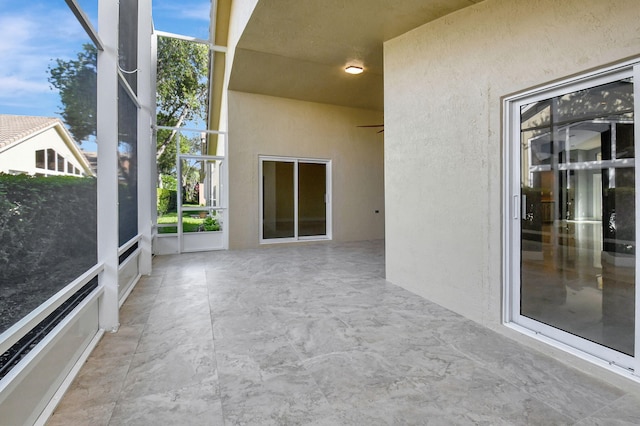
[157,210,210,233]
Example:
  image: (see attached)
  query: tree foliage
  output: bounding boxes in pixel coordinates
[47,43,97,143]
[156,36,208,128]
[47,37,209,164]
[155,37,209,172]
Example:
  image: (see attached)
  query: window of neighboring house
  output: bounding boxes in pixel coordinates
[504,59,638,373]
[67,162,74,174]
[260,156,332,243]
[47,148,56,170]
[35,149,45,168]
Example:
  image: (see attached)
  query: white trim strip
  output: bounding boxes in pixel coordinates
[155,125,227,135]
[181,206,227,211]
[118,248,141,271]
[633,63,640,375]
[528,159,635,172]
[178,154,226,161]
[154,30,227,52]
[505,322,640,382]
[118,234,143,256]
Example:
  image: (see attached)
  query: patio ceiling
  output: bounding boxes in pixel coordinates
[228,0,483,111]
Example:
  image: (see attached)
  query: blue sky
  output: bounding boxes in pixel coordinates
[0,0,210,148]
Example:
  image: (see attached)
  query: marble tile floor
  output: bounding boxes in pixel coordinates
[47,240,640,425]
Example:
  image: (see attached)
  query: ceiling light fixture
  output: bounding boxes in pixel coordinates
[345,66,363,75]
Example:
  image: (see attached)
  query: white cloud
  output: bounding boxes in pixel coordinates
[178,3,211,21]
[155,0,211,21]
[0,16,36,54]
[0,76,50,94]
[0,3,93,116]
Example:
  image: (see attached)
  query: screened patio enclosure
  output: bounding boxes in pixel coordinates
[0,1,227,424]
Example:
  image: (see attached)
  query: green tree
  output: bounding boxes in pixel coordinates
[155,37,209,173]
[48,37,209,167]
[47,43,97,143]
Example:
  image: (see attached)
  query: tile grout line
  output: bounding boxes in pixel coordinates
[107,273,164,425]
[446,342,582,423]
[204,268,228,426]
[569,393,631,425]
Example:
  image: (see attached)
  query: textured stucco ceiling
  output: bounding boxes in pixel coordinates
[229,0,481,111]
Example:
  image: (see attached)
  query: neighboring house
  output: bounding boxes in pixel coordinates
[0,114,94,177]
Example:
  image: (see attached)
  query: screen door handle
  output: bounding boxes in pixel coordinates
[513,195,519,220]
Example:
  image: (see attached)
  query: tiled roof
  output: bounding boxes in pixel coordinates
[0,114,60,150]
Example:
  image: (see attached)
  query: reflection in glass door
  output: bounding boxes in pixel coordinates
[514,73,636,364]
[299,162,327,237]
[262,160,295,239]
[261,157,331,242]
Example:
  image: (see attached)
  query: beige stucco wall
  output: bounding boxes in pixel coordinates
[220,0,260,132]
[227,91,385,249]
[384,0,640,328]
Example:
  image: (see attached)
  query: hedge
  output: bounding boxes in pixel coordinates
[157,188,177,216]
[0,174,97,287]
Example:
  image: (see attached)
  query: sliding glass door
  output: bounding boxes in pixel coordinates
[506,63,639,371]
[298,162,327,237]
[262,160,295,239]
[260,157,331,242]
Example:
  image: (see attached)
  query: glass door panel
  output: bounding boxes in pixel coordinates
[262,160,295,239]
[179,157,223,233]
[519,78,635,356]
[298,162,327,237]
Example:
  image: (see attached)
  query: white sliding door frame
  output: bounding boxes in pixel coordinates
[503,58,640,378]
[259,156,332,244]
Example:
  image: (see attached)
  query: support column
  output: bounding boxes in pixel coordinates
[97,0,119,332]
[138,0,154,275]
